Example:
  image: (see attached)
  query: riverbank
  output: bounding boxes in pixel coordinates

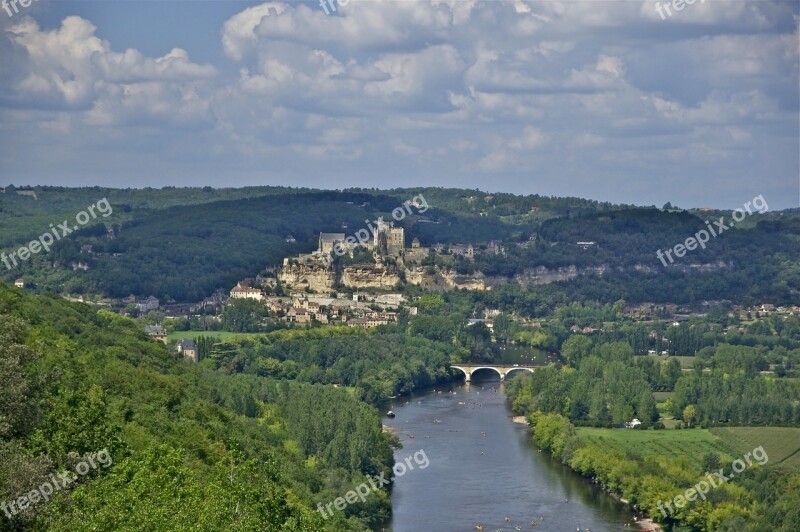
[638,518,662,531]
[514,413,661,531]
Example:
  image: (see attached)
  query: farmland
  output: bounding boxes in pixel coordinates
[575,426,800,473]
[711,427,800,470]
[166,330,266,342]
[576,427,736,471]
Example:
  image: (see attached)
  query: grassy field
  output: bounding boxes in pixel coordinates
[710,427,800,470]
[645,354,696,368]
[167,330,266,342]
[576,426,800,472]
[653,391,674,402]
[576,427,736,471]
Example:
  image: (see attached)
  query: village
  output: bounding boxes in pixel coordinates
[18,219,795,366]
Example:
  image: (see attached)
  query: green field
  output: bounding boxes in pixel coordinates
[710,427,800,470]
[653,391,674,402]
[167,330,266,342]
[576,427,736,470]
[576,426,800,472]
[646,354,696,368]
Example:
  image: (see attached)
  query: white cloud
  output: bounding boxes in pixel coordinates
[3,15,216,125]
[0,0,796,208]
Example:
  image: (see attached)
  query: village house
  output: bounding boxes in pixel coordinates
[14,279,24,288]
[230,283,264,301]
[144,325,168,344]
[176,338,199,363]
[289,307,312,324]
[136,296,160,313]
[297,308,312,324]
[347,317,368,328]
[366,311,397,327]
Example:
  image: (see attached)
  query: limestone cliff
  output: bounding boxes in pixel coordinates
[341,266,402,289]
[278,262,337,293]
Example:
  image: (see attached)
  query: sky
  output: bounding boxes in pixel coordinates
[0,0,798,209]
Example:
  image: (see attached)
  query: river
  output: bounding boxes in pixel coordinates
[383,372,638,532]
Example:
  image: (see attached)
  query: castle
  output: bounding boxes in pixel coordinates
[317,217,404,258]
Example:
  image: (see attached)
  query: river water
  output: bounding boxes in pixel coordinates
[383,373,637,532]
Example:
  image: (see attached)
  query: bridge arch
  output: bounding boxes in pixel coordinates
[450,364,539,382]
[450,366,470,381]
[504,367,535,379]
[468,366,504,381]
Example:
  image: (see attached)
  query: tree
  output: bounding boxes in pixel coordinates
[637,391,658,426]
[683,404,697,427]
[492,313,513,341]
[0,316,39,438]
[703,452,720,472]
[561,335,592,366]
[222,299,266,332]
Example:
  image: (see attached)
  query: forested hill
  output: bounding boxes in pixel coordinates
[0,283,395,530]
[1,186,798,304]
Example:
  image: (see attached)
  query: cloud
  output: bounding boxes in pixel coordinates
[0,0,797,209]
[2,15,216,125]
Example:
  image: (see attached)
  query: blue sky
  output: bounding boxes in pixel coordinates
[1,0,798,209]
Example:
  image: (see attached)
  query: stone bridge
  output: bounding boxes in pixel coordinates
[450,364,542,382]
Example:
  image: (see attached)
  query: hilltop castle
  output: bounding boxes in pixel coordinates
[317,217,404,257]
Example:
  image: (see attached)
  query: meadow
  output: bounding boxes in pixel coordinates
[576,427,736,471]
[576,426,800,472]
[711,427,800,470]
[167,330,265,342]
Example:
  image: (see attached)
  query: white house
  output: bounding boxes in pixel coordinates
[230,283,264,301]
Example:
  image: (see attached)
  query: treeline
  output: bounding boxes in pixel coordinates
[196,327,456,404]
[671,374,800,426]
[5,187,799,307]
[509,332,800,428]
[508,353,659,427]
[0,283,397,530]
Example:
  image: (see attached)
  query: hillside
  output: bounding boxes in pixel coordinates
[2,187,798,305]
[0,283,395,530]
